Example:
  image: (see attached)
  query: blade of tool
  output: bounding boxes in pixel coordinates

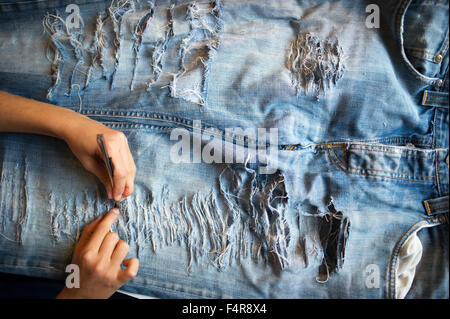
[96,134,120,209]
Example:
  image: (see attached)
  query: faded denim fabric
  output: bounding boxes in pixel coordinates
[0,0,448,298]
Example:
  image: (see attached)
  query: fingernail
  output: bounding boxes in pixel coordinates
[114,194,122,201]
[111,208,120,214]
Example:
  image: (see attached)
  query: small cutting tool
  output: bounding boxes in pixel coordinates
[97,134,120,209]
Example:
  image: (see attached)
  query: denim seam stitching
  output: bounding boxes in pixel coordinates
[428,205,449,210]
[432,107,437,149]
[346,148,432,158]
[332,142,437,153]
[442,64,449,92]
[331,143,436,158]
[405,29,449,62]
[88,112,438,153]
[438,29,449,58]
[428,96,449,101]
[85,111,437,143]
[327,143,436,182]
[423,94,449,107]
[85,111,438,149]
[422,201,449,215]
[435,150,442,195]
[423,94,449,106]
[331,146,435,177]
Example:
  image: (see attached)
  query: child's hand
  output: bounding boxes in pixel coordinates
[62,117,136,201]
[57,209,139,299]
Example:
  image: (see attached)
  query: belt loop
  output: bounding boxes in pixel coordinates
[421,90,449,108]
[423,196,449,216]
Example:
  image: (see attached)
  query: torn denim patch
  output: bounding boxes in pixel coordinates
[168,0,223,106]
[297,199,350,283]
[43,0,223,107]
[287,32,345,99]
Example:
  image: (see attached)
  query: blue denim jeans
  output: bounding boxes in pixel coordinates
[0,0,448,298]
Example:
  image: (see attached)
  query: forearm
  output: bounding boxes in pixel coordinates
[0,91,136,201]
[0,91,81,140]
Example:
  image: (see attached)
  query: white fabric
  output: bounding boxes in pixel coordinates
[395,228,423,299]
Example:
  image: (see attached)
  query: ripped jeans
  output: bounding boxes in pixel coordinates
[0,0,448,298]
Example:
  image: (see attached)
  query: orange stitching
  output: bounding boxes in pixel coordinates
[348,148,433,158]
[340,137,434,143]
[339,168,434,182]
[329,141,435,148]
[428,98,449,102]
[372,138,434,143]
[426,204,449,210]
[432,108,437,149]
[327,144,434,182]
[330,143,435,158]
[424,91,428,104]
[329,143,435,179]
[355,142,435,149]
[326,143,347,173]
[89,113,436,145]
[425,201,431,215]
[348,138,433,143]
[435,152,441,191]
[330,143,434,176]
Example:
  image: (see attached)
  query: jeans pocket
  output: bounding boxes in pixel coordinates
[389,216,448,299]
[397,0,448,86]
